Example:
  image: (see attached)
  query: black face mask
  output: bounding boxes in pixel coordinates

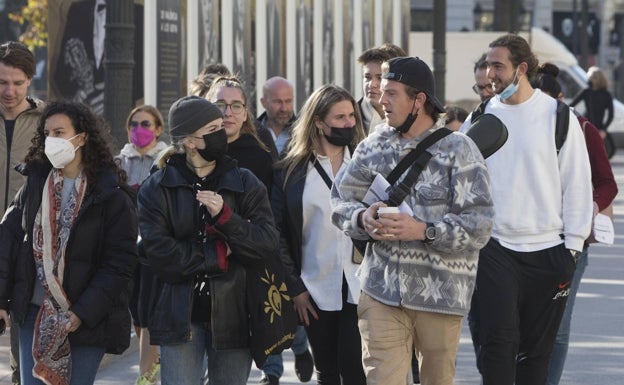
[197,129,228,161]
[324,125,356,147]
[394,112,418,134]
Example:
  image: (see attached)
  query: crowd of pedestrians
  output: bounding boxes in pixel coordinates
[0,30,617,385]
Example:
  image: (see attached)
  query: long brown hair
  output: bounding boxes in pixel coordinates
[278,84,365,185]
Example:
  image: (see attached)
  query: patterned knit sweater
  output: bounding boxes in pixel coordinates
[331,123,494,316]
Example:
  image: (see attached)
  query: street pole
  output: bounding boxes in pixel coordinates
[433,0,446,105]
[580,0,590,69]
[104,0,135,152]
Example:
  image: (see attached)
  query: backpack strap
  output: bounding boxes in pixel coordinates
[386,128,453,207]
[555,100,570,154]
[470,97,492,124]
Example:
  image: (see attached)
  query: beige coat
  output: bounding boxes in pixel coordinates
[0,97,45,217]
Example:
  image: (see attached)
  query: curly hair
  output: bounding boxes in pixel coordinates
[25,101,127,191]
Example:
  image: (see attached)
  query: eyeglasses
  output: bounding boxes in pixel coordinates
[215,101,246,115]
[129,120,152,129]
[472,83,493,94]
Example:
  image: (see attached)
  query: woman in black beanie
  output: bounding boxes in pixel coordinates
[137,96,279,385]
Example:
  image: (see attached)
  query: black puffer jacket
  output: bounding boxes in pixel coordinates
[137,154,279,348]
[0,162,138,354]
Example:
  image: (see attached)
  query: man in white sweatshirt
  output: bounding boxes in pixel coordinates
[463,34,593,385]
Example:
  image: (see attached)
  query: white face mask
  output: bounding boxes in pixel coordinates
[499,69,520,100]
[44,134,81,169]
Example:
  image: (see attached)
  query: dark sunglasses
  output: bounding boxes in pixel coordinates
[129,120,153,129]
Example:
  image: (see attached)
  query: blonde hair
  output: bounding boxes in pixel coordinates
[279,84,365,185]
[155,140,185,169]
[588,66,608,90]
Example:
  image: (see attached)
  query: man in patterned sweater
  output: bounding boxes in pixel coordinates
[331,56,494,385]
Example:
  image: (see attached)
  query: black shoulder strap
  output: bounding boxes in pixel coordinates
[470,97,492,124]
[555,100,570,154]
[310,145,356,190]
[311,156,333,189]
[386,127,454,186]
[386,128,453,207]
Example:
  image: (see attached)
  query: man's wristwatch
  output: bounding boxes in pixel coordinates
[423,222,437,244]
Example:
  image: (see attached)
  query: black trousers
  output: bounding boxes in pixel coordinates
[470,239,576,385]
[305,278,366,385]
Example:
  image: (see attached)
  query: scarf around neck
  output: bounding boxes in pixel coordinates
[32,168,87,385]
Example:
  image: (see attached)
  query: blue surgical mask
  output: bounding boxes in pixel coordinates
[499,69,520,100]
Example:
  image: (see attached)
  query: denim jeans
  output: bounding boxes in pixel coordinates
[19,304,105,385]
[261,324,309,377]
[160,322,252,385]
[546,248,589,385]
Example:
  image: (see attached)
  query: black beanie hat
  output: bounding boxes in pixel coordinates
[168,95,223,138]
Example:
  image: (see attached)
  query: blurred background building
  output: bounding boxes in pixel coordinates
[3,0,624,145]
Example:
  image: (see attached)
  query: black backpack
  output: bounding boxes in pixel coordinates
[470,97,570,154]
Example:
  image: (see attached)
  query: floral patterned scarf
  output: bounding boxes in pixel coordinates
[31,168,86,385]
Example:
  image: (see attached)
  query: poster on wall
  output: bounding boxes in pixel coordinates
[295,0,312,109]
[265,0,284,79]
[231,0,254,106]
[48,0,144,115]
[341,0,354,94]
[198,0,221,70]
[156,0,182,124]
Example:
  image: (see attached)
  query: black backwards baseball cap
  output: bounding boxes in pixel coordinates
[382,56,446,113]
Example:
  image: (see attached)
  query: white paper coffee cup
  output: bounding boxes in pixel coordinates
[377,206,400,214]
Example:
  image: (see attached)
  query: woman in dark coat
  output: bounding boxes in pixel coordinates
[137,96,279,385]
[0,101,138,385]
[569,66,614,134]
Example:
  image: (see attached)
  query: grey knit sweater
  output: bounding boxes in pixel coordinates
[331,123,494,316]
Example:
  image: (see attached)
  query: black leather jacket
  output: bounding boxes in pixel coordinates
[270,161,308,297]
[0,162,138,354]
[137,155,279,348]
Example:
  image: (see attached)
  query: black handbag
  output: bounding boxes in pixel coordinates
[464,113,508,159]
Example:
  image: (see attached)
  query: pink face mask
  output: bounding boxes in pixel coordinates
[130,125,156,148]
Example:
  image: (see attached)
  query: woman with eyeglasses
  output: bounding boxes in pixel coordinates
[117,105,168,189]
[116,105,169,385]
[205,76,274,191]
[0,101,138,385]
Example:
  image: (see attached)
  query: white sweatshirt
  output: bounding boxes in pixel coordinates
[472,89,592,252]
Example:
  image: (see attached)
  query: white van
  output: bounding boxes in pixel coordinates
[410,27,624,148]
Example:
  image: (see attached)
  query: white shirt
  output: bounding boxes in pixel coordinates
[474,90,592,252]
[300,151,361,310]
